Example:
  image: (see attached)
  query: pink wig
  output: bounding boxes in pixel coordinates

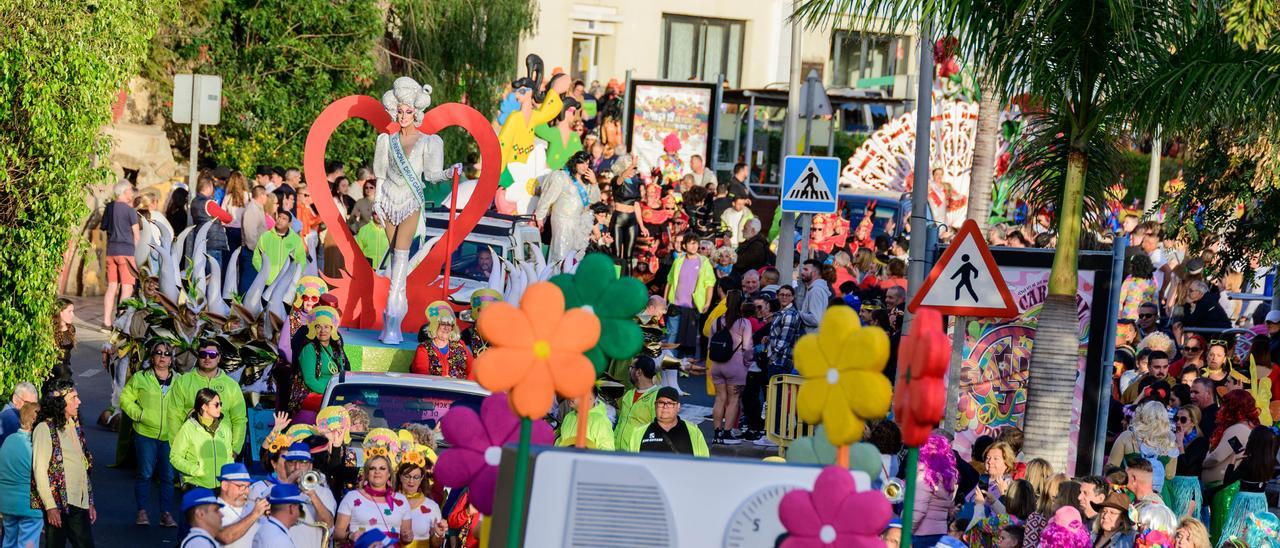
[920,434,958,491]
[663,132,682,154]
[1040,507,1091,548]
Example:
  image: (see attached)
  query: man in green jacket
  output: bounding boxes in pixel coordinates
[557,392,616,450]
[252,210,306,284]
[622,386,709,457]
[614,357,661,449]
[168,341,247,455]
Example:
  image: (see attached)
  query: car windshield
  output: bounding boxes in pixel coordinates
[327,382,485,431]
[447,240,500,282]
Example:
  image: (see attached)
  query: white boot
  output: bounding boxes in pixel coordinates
[661,369,681,391]
[380,250,410,345]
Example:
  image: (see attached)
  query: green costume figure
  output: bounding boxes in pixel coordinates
[533,96,583,171]
[557,399,615,450]
[297,306,346,398]
[252,216,306,284]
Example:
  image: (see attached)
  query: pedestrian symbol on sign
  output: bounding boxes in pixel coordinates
[951,254,980,301]
[784,161,832,202]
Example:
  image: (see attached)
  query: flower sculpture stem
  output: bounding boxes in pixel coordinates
[507,417,533,548]
[836,445,849,469]
[900,446,921,548]
[575,395,591,449]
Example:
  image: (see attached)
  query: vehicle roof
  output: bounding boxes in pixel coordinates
[839,190,905,204]
[324,372,491,398]
[423,209,536,239]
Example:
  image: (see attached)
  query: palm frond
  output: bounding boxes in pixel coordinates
[1007,109,1126,227]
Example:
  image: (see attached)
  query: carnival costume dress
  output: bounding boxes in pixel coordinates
[534,169,599,263]
[372,106,454,344]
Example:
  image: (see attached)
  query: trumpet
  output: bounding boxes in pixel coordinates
[882,477,906,504]
[299,470,323,492]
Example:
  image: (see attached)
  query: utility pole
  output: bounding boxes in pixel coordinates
[777,1,804,284]
[904,22,934,330]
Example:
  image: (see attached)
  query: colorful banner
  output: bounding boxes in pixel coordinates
[953,266,1096,469]
[630,84,712,173]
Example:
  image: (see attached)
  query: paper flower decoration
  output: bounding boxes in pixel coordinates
[893,307,951,447]
[793,307,892,445]
[434,393,553,514]
[787,427,881,477]
[474,282,601,418]
[549,253,648,373]
[779,465,891,548]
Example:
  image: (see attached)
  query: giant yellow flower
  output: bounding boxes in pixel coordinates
[793,306,892,446]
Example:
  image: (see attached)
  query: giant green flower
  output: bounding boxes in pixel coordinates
[550,253,648,374]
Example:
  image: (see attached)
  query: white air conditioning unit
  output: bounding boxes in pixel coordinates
[489,447,872,547]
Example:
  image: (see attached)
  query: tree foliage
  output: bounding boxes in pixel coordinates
[152,0,384,172]
[0,0,170,394]
[1161,127,1280,272]
[389,0,539,164]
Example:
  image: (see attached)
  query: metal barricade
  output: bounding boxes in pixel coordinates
[764,374,816,457]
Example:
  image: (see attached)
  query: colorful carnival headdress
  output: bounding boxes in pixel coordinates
[461,289,502,323]
[265,432,291,454]
[425,300,457,340]
[285,424,319,442]
[293,276,328,308]
[306,305,341,340]
[316,406,351,445]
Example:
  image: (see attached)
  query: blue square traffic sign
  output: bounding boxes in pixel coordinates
[781,156,839,214]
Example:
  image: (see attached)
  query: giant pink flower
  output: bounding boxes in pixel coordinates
[779,466,891,548]
[433,393,553,515]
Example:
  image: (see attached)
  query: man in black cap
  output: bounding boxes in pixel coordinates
[621,386,709,457]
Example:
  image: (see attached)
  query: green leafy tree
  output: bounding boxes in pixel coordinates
[0,0,170,394]
[389,0,539,164]
[153,0,383,172]
[1161,127,1280,272]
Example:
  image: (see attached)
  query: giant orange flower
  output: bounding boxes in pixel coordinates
[893,307,951,447]
[474,282,601,418]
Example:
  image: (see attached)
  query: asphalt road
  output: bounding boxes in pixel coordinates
[67,326,179,546]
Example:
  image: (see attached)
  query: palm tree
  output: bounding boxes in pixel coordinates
[795,0,1277,471]
[967,75,999,232]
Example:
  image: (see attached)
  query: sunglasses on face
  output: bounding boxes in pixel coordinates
[301,295,319,303]
[515,87,532,95]
[1185,346,1202,352]
[210,401,222,408]
[1176,416,1191,423]
[153,350,173,357]
[1138,313,1155,319]
[199,350,220,359]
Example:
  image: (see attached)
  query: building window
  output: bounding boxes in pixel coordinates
[830,31,907,88]
[660,14,744,87]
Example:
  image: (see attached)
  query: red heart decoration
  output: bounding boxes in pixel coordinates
[303,96,500,333]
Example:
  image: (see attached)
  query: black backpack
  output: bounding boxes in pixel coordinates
[707,318,737,363]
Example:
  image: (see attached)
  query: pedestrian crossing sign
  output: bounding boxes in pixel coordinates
[908,219,1018,318]
[781,156,839,214]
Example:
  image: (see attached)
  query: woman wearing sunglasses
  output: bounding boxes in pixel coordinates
[1164,405,1207,519]
[119,341,183,527]
[170,389,234,500]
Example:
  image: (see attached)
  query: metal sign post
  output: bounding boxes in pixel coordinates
[173,74,222,192]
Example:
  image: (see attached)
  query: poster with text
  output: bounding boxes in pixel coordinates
[953,266,1096,470]
[630,83,713,174]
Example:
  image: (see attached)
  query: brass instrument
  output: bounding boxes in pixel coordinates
[883,477,906,504]
[299,470,323,492]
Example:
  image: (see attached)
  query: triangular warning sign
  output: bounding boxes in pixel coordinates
[908,219,1018,318]
[784,160,833,202]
